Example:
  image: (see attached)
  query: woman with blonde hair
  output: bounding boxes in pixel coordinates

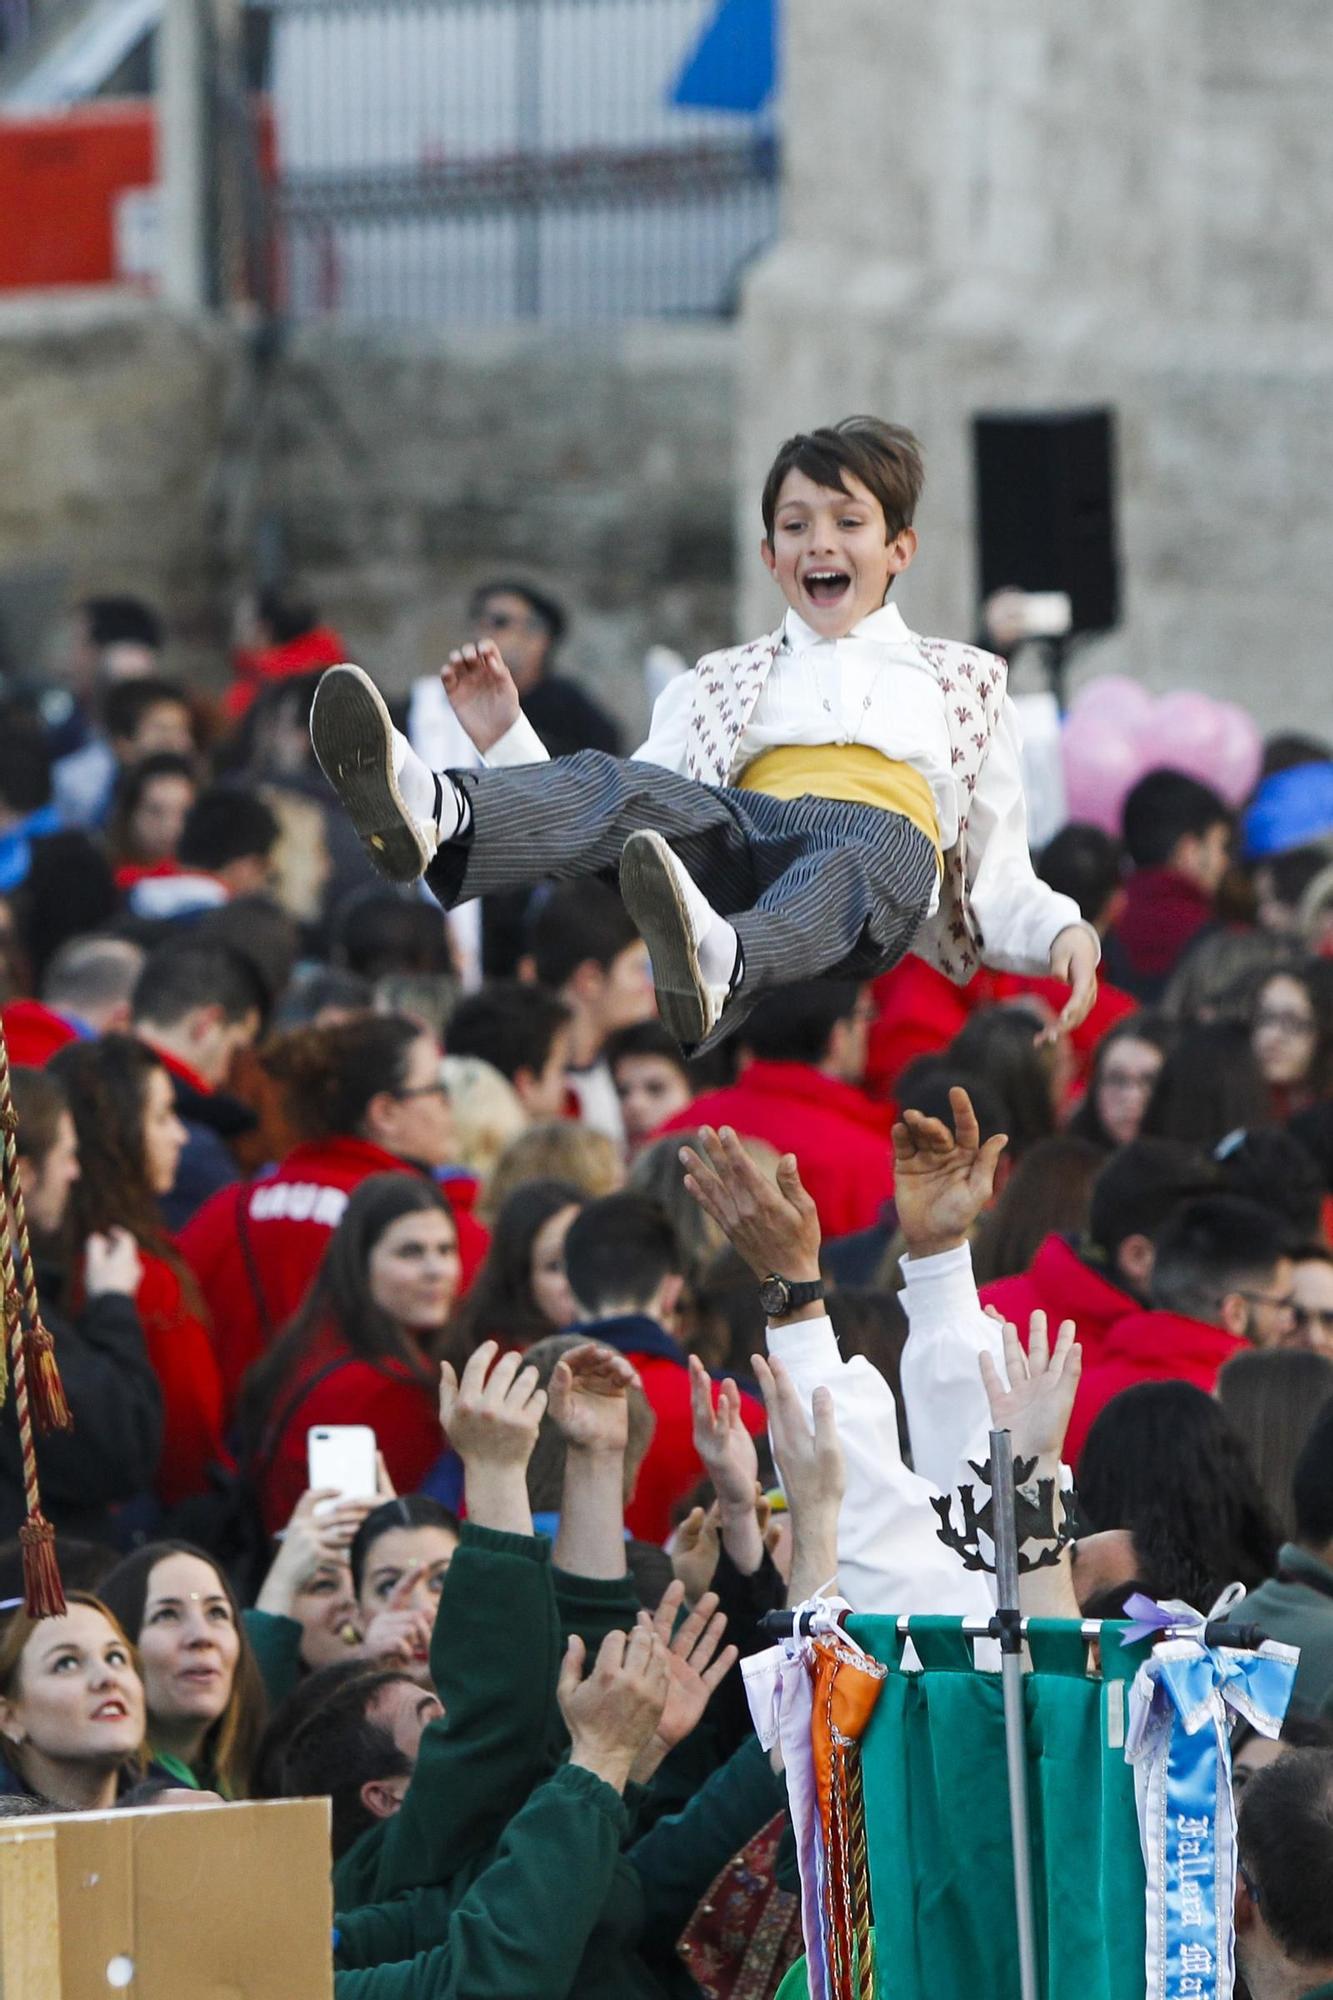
[481,1120,623,1222]
[439,1054,527,1183]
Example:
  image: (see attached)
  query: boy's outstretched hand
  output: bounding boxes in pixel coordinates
[892,1084,1008,1259]
[441,638,521,753]
[1047,923,1100,1038]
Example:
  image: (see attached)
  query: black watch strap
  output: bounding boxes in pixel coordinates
[759,1273,826,1315]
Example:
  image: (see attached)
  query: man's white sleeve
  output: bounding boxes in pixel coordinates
[767,1314,994,1620]
[899,1244,1006,1497]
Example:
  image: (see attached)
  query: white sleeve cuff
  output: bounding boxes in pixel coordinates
[482,714,550,768]
[899,1242,985,1333]
[765,1314,840,1378]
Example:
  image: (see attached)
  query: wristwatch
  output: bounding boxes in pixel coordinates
[757,1273,826,1318]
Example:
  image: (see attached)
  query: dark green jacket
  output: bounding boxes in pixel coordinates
[334,1523,565,1912]
[334,1734,783,2000]
[242,1607,306,1710]
[331,1522,785,1997]
[1237,1544,1333,1715]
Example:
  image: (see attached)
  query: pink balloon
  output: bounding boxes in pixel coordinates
[1069,675,1157,734]
[1061,710,1144,834]
[1210,702,1263,807]
[1135,691,1227,781]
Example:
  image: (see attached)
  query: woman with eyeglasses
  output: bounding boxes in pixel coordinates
[1067,1011,1175,1149]
[238,1174,462,1534]
[1251,961,1333,1119]
[180,1014,485,1414]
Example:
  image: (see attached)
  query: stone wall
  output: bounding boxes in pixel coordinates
[0,298,737,740]
[737,0,1333,724]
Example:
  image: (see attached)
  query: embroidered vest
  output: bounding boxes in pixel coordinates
[683,627,1007,984]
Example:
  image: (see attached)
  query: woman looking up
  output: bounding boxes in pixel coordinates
[0,1596,146,1810]
[239,1174,462,1534]
[180,1014,485,1412]
[100,1541,266,1796]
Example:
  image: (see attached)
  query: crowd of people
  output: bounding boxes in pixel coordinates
[1,552,1333,2000]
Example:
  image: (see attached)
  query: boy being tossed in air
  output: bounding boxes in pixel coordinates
[311,418,1099,1050]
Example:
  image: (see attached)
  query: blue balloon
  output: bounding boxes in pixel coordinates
[1241,761,1333,859]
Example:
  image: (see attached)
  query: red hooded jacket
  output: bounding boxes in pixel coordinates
[178,1136,488,1415]
[1,1001,80,1067]
[979,1235,1139,1373]
[1064,1308,1246,1465]
[251,1324,444,1535]
[658,1061,895,1240]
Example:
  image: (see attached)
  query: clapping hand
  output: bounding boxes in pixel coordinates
[752,1352,843,1604]
[891,1085,1007,1258]
[689,1353,765,1575]
[558,1627,672,1794]
[630,1579,738,1781]
[680,1127,821,1288]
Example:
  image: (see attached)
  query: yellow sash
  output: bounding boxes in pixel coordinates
[736,744,943,873]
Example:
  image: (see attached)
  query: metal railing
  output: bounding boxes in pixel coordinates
[259,0,779,323]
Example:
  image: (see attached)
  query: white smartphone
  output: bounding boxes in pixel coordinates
[1016,590,1073,640]
[307,1424,378,1507]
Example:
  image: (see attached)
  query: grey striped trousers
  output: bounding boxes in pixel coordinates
[425,750,937,1017]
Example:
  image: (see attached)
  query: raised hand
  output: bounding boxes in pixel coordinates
[688,1356,758,1508]
[439,1341,547,1468]
[978,1310,1081,1466]
[681,1126,821,1285]
[549,1342,639,1456]
[440,1341,546,1535]
[891,1084,1008,1258]
[630,1580,738,1780]
[558,1626,672,1793]
[670,1502,721,1605]
[1047,924,1100,1037]
[689,1353,764,1574]
[753,1354,843,1524]
[441,639,521,753]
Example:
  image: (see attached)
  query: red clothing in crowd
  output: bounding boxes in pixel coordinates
[1,1001,79,1067]
[135,1250,230,1508]
[1063,1308,1245,1466]
[864,956,1138,1104]
[224,625,348,720]
[979,1234,1139,1374]
[178,1135,488,1414]
[582,1315,765,1544]
[659,1060,895,1239]
[1108,869,1216,993]
[253,1326,443,1534]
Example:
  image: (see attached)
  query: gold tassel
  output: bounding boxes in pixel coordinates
[24,1319,72,1434]
[20,1509,66,1619]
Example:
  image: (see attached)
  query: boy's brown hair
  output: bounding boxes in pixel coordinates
[760,416,925,544]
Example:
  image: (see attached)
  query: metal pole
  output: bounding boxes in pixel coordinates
[513,0,541,317]
[990,1427,1040,2000]
[158,0,215,309]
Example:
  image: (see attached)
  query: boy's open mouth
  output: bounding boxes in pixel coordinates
[802,569,851,608]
